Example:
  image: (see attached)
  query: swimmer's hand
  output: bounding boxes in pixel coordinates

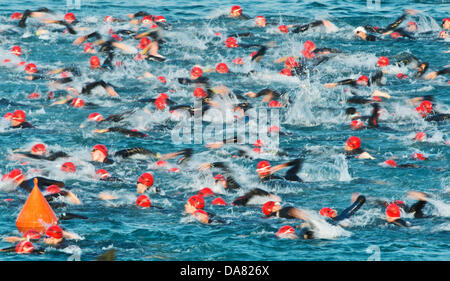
[198,163,213,171]
[405,9,420,15]
[274,57,288,64]
[356,152,375,160]
[425,71,438,80]
[372,90,391,99]
[244,91,257,98]
[93,129,110,134]
[407,191,428,201]
[98,192,118,200]
[351,193,361,203]
[3,237,24,243]
[73,35,88,45]
[205,142,224,149]
[324,83,338,88]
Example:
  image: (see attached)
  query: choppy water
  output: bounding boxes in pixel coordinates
[0,0,449,261]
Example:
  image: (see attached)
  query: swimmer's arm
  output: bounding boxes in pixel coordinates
[425,68,450,80]
[355,151,375,159]
[50,95,74,106]
[18,10,31,28]
[3,236,24,243]
[372,90,391,99]
[98,192,119,201]
[287,208,309,221]
[66,191,82,205]
[382,14,406,34]
[270,159,302,174]
[205,137,238,149]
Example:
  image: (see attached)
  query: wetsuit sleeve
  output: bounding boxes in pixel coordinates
[391,218,411,227]
[18,9,31,28]
[284,159,304,182]
[104,110,136,122]
[81,80,109,94]
[314,48,342,55]
[134,11,151,18]
[46,151,70,161]
[368,103,380,127]
[415,62,429,78]
[114,147,155,158]
[436,68,450,76]
[251,46,267,62]
[108,127,147,138]
[291,20,323,33]
[370,71,383,86]
[254,89,278,98]
[384,14,406,32]
[333,195,366,222]
[232,188,271,206]
[35,177,65,188]
[407,200,427,218]
[101,51,114,70]
[58,21,77,35]
[86,32,102,40]
[336,79,357,86]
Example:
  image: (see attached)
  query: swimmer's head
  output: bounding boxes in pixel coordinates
[15,241,34,254]
[64,12,76,24]
[185,195,205,214]
[345,136,361,151]
[190,66,203,79]
[138,37,152,49]
[255,16,266,27]
[61,162,77,173]
[262,201,281,216]
[276,225,297,239]
[192,209,209,224]
[23,230,41,241]
[46,225,63,239]
[211,197,227,206]
[11,46,21,56]
[439,30,449,39]
[25,63,38,74]
[303,40,316,52]
[198,187,214,197]
[12,110,26,126]
[385,203,401,219]
[350,119,365,130]
[31,143,46,156]
[406,21,418,32]
[10,12,23,20]
[230,5,243,17]
[70,98,85,108]
[136,194,151,208]
[137,173,154,194]
[319,207,337,218]
[154,16,166,23]
[377,56,389,67]
[285,57,300,69]
[91,144,108,162]
[256,160,271,177]
[216,63,229,74]
[279,68,292,76]
[6,169,25,184]
[96,169,110,179]
[356,75,369,86]
[88,112,104,122]
[353,26,367,39]
[278,25,289,33]
[225,37,239,48]
[90,56,101,69]
[442,18,450,30]
[414,132,427,141]
[384,159,397,167]
[193,87,207,99]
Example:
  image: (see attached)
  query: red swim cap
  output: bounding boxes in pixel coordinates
[15,241,34,254]
[193,87,207,99]
[269,100,283,108]
[154,96,168,110]
[385,203,401,218]
[71,98,85,108]
[346,136,361,150]
[285,57,299,68]
[187,195,205,209]
[157,76,167,83]
[27,92,41,99]
[319,207,337,217]
[192,209,209,223]
[138,173,154,187]
[443,18,450,24]
[88,112,104,122]
[25,63,38,73]
[4,112,13,120]
[396,73,408,79]
[257,160,271,176]
[154,15,166,22]
[64,12,76,23]
[384,159,397,167]
[23,230,41,240]
[377,56,389,67]
[412,153,426,161]
[190,66,203,78]
[253,139,263,147]
[12,110,26,122]
[279,68,292,76]
[31,143,46,155]
[276,225,296,238]
[391,32,401,39]
[92,144,108,157]
[46,185,61,194]
[96,169,110,179]
[90,56,101,69]
[356,75,369,85]
[414,132,427,141]
[138,37,152,49]
[46,225,63,239]
[350,119,365,130]
[11,12,23,20]
[303,40,316,51]
[7,169,25,183]
[216,63,229,74]
[262,201,277,216]
[419,100,433,113]
[142,16,153,24]
[255,16,266,26]
[268,125,280,133]
[278,25,289,33]
[214,174,226,182]
[61,162,76,173]
[231,5,242,16]
[136,194,151,208]
[11,46,22,56]
[155,160,167,167]
[198,187,214,197]
[225,37,239,48]
[211,197,227,206]
[84,43,94,53]
[104,16,114,22]
[232,57,244,65]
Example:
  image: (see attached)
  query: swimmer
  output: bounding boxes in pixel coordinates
[318,194,366,226]
[344,136,375,159]
[11,143,69,161]
[256,158,304,182]
[9,110,33,129]
[2,168,65,193]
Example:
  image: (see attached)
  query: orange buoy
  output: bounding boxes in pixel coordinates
[16,178,58,233]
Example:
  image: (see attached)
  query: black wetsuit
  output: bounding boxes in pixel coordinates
[329,195,366,224]
[14,151,69,161]
[208,161,242,190]
[232,188,271,206]
[19,177,64,193]
[11,122,34,129]
[291,20,325,33]
[269,206,297,219]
